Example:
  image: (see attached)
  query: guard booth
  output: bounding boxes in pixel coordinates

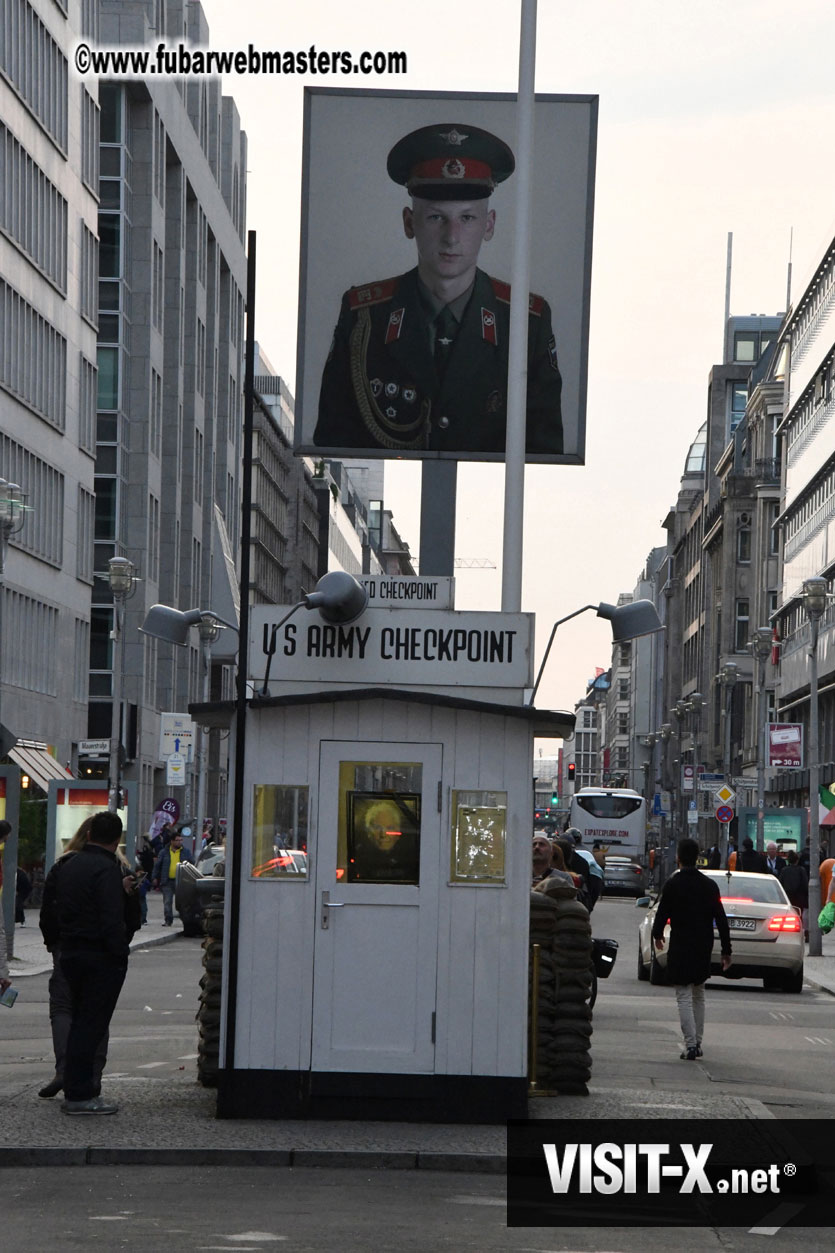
[196,584,573,1123]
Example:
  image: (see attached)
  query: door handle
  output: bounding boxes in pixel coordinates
[321,890,346,929]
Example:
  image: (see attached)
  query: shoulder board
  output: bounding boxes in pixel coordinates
[489,277,545,317]
[348,278,398,311]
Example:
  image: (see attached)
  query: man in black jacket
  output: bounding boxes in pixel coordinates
[54,812,129,1114]
[652,838,732,1061]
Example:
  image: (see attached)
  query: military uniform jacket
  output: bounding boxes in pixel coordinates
[314,267,563,454]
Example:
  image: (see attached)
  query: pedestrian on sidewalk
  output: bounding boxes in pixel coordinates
[152,829,194,927]
[779,850,809,942]
[0,907,10,999]
[38,816,141,1101]
[15,865,32,925]
[48,812,135,1114]
[651,837,732,1061]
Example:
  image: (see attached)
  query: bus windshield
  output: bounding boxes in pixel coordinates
[574,795,643,820]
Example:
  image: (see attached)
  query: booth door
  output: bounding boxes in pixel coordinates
[312,740,442,1074]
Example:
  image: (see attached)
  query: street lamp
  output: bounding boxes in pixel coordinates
[0,480,26,736]
[106,556,138,813]
[803,577,829,957]
[139,605,239,851]
[715,662,739,863]
[529,598,663,704]
[749,627,774,855]
[140,571,370,846]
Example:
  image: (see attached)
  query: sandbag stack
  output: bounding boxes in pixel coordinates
[529,888,593,1094]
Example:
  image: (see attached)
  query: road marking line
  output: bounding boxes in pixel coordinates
[748,1201,806,1234]
[448,1196,505,1207]
[136,1061,168,1069]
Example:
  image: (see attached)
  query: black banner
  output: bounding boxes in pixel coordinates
[508,1119,834,1228]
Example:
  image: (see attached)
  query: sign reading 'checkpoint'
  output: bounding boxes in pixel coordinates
[248,606,533,690]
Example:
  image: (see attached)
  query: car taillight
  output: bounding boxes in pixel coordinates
[632,866,642,874]
[721,897,754,904]
[767,914,802,932]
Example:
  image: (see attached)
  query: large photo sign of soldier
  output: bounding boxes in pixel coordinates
[295,89,597,465]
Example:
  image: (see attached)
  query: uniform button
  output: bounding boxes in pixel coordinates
[438,415,450,429]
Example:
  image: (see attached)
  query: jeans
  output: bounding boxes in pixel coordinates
[60,949,127,1101]
[48,949,108,1087]
[674,982,705,1050]
[161,880,176,924]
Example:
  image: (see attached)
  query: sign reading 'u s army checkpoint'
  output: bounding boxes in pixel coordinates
[248,606,533,690]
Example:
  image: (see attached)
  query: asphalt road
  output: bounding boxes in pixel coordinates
[0,1164,828,1252]
[1,935,207,1091]
[591,893,835,1118]
[3,899,835,1250]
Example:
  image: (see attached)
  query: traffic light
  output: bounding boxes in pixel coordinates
[550,791,559,805]
[567,763,576,783]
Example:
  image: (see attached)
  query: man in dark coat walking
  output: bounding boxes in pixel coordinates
[738,836,768,873]
[652,838,732,1061]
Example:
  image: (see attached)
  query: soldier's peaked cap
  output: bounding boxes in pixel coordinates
[387,123,515,200]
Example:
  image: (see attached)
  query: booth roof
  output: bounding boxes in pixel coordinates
[189,686,575,739]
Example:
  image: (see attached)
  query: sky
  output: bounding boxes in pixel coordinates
[197,0,835,734]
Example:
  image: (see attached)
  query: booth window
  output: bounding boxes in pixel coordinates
[251,784,309,879]
[450,790,507,884]
[336,760,422,884]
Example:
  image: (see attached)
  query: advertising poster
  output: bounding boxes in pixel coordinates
[295,88,597,464]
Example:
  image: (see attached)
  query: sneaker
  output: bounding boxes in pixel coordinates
[61,1097,118,1115]
[38,1076,63,1099]
[695,1045,703,1058]
[679,1047,698,1061]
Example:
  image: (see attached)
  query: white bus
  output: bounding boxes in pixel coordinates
[568,787,647,861]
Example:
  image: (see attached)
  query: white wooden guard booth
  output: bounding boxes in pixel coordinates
[195,584,573,1123]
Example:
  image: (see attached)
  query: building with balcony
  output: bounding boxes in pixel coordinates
[774,230,835,814]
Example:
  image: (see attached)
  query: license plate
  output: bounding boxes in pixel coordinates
[726,918,757,931]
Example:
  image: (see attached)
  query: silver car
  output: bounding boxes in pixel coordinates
[603,855,646,896]
[637,869,804,992]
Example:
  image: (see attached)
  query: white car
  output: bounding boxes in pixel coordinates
[636,869,804,993]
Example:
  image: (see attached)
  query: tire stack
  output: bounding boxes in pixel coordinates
[529,890,593,1094]
[196,903,224,1087]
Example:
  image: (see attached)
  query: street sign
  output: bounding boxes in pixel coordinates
[697,773,725,792]
[159,713,195,761]
[78,738,110,757]
[166,752,186,787]
[716,804,734,824]
[687,809,699,825]
[715,784,735,806]
[682,765,694,792]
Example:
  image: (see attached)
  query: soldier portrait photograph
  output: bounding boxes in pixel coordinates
[295,89,597,465]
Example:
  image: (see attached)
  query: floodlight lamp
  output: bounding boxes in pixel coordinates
[139,604,204,646]
[596,599,664,644]
[304,571,368,625]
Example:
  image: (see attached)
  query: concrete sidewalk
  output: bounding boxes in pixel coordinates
[3,897,835,1171]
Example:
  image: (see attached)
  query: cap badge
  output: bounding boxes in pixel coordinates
[385,382,399,397]
[441,158,465,180]
[439,128,468,146]
[370,378,383,396]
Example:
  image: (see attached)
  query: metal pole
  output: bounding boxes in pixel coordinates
[224,229,257,1073]
[756,653,767,854]
[108,596,124,813]
[721,682,734,865]
[194,633,212,863]
[808,617,822,956]
[501,0,536,613]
